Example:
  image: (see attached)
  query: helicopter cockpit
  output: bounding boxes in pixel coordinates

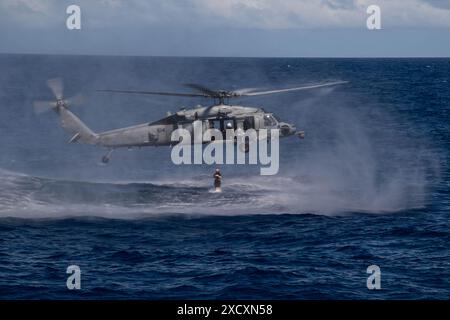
[263,114,278,127]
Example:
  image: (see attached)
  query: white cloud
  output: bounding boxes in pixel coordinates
[0,0,450,29]
[191,0,450,28]
[2,0,51,13]
[0,0,55,27]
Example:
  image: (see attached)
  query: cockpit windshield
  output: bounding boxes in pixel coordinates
[271,114,281,122]
[263,114,278,127]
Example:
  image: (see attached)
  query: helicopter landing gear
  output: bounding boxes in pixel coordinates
[101,149,114,164]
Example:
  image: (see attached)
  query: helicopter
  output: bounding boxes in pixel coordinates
[33,79,347,164]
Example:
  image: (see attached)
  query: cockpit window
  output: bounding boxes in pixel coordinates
[272,114,281,122]
[224,119,234,130]
[264,114,277,127]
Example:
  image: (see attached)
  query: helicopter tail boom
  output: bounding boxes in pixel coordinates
[56,106,98,145]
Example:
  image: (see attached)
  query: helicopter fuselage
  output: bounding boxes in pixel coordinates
[95,104,299,149]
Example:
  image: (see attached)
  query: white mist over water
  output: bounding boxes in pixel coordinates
[273,89,440,214]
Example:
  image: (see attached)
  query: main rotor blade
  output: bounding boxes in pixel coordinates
[233,88,258,95]
[33,100,57,114]
[239,81,348,97]
[184,83,219,96]
[97,89,208,98]
[47,78,64,100]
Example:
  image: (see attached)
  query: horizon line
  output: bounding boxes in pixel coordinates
[1,52,449,59]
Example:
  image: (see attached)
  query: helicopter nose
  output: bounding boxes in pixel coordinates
[279,123,296,136]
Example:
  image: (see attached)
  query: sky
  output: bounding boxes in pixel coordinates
[0,0,449,57]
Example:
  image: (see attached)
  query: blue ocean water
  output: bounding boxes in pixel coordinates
[0,55,449,299]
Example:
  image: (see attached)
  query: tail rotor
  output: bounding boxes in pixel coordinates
[33,78,97,145]
[33,78,85,114]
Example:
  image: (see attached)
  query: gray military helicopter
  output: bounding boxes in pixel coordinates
[34,78,347,163]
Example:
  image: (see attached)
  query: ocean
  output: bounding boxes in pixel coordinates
[0,55,448,299]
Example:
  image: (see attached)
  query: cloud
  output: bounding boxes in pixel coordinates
[189,0,450,28]
[2,0,51,13]
[423,0,450,10]
[0,0,450,30]
[0,0,55,27]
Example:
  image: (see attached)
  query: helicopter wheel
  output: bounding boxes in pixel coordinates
[101,149,114,164]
